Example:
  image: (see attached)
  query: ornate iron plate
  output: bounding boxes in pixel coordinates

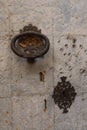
[11,24,50,61]
[52,77,77,113]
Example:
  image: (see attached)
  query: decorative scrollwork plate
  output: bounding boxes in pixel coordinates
[52,77,77,113]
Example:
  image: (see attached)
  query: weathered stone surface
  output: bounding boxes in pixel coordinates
[0,98,12,129]
[8,0,56,7]
[11,36,53,96]
[55,95,87,130]
[0,10,9,34]
[0,39,11,97]
[9,7,54,36]
[54,35,87,129]
[54,35,87,94]
[12,95,54,130]
[53,0,87,36]
[0,0,87,130]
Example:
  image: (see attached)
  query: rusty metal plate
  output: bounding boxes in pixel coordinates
[11,24,50,60]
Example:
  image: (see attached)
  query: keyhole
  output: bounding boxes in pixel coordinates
[62,90,67,97]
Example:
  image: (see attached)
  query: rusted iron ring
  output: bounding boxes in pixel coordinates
[11,24,50,60]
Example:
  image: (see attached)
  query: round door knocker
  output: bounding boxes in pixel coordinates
[11,24,50,62]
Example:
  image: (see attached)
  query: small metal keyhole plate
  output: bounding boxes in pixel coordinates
[52,77,77,113]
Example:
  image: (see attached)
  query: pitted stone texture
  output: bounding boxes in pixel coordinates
[12,95,54,130]
[0,0,87,130]
[53,0,71,36]
[53,0,87,36]
[54,35,87,95]
[70,0,87,26]
[8,0,56,7]
[0,98,12,129]
[0,6,10,40]
[9,7,54,36]
[0,0,8,7]
[0,126,12,130]
[54,33,87,128]
[11,36,53,96]
[0,39,11,97]
[54,95,87,130]
[0,8,9,34]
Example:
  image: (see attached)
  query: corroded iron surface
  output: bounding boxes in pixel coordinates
[11,24,50,60]
[20,24,41,33]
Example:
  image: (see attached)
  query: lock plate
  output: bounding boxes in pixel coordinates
[52,77,77,113]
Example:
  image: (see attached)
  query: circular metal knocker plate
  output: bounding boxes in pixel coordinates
[11,24,50,59]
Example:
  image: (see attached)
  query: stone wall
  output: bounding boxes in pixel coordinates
[0,0,87,130]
